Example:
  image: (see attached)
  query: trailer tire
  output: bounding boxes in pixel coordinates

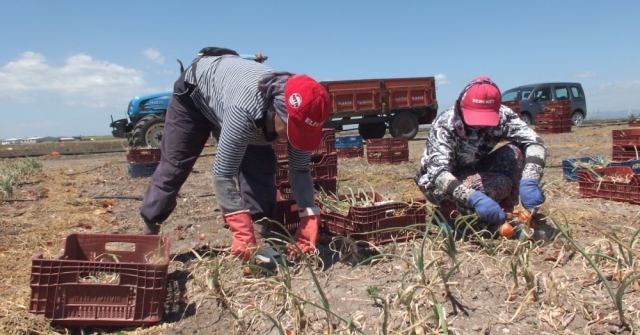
[358,122,386,139]
[390,111,419,139]
[130,114,165,148]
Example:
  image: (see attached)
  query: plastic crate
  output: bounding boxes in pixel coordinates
[535,115,572,124]
[577,166,640,204]
[502,101,521,117]
[277,179,337,201]
[365,138,409,152]
[561,156,607,181]
[336,147,364,159]
[128,162,159,178]
[543,101,572,114]
[609,159,640,174]
[268,199,301,234]
[629,119,640,128]
[367,149,409,164]
[612,129,640,146]
[30,233,170,327]
[320,192,423,244]
[126,149,161,164]
[335,135,364,149]
[612,145,640,161]
[272,128,336,160]
[276,153,338,185]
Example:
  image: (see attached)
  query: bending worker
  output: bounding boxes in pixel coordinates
[415,76,547,231]
[140,48,330,262]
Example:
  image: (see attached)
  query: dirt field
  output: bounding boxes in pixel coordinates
[1,124,639,335]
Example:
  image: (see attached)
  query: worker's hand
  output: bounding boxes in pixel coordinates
[519,179,545,211]
[467,191,506,224]
[288,212,320,257]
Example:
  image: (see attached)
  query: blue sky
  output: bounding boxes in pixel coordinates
[0,1,638,138]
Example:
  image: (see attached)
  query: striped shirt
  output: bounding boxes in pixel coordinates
[185,55,311,176]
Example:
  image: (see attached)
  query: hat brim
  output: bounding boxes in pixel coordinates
[462,108,500,127]
[287,117,322,151]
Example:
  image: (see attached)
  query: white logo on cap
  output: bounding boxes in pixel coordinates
[288,93,302,108]
[472,98,495,104]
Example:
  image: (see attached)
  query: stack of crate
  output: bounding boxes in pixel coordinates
[270,128,337,233]
[366,137,409,165]
[611,129,640,161]
[127,148,161,178]
[535,101,572,134]
[502,100,522,118]
[335,135,364,158]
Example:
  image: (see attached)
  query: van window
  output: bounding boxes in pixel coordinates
[502,90,517,102]
[555,87,569,100]
[534,87,552,101]
[570,86,584,99]
[521,89,532,100]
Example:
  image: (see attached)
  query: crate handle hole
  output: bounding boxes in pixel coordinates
[105,242,136,252]
[78,271,121,285]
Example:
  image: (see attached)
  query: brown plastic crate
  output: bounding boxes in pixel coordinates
[126,148,161,164]
[277,179,337,201]
[612,145,640,161]
[543,101,572,113]
[612,129,640,146]
[30,233,170,327]
[272,128,336,160]
[268,199,301,234]
[502,101,521,117]
[629,119,640,128]
[577,166,640,204]
[367,149,409,164]
[276,153,338,185]
[535,113,571,123]
[337,147,364,158]
[365,138,409,152]
[323,214,420,244]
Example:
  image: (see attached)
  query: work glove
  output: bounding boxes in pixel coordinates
[288,208,320,257]
[224,210,258,262]
[467,191,506,224]
[519,179,545,211]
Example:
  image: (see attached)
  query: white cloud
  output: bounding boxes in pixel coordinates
[143,48,165,65]
[571,71,596,79]
[0,51,150,108]
[435,74,449,86]
[587,80,640,112]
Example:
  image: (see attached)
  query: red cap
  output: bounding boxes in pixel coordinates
[459,76,501,127]
[285,75,331,151]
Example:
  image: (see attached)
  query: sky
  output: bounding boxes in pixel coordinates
[0,1,639,139]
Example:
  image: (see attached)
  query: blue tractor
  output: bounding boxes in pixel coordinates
[110,49,268,147]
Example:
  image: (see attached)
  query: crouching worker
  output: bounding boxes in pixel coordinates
[139,50,330,264]
[414,76,547,232]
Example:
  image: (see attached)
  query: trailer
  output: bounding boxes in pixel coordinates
[320,77,438,139]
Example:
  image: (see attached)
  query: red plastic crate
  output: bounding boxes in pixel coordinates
[612,129,640,146]
[276,153,338,185]
[612,145,640,161]
[535,113,571,123]
[577,166,640,204]
[543,101,571,113]
[277,179,337,201]
[367,149,409,164]
[126,148,161,164]
[319,192,425,244]
[30,233,170,327]
[337,147,364,158]
[629,120,640,128]
[272,128,336,160]
[268,199,301,234]
[502,101,521,117]
[365,138,409,152]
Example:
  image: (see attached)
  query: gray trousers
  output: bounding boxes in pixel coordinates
[140,71,278,225]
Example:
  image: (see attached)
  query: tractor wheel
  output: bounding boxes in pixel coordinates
[389,111,419,139]
[358,122,386,140]
[130,114,165,148]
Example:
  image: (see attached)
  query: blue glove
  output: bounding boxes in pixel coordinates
[519,179,545,210]
[467,191,506,224]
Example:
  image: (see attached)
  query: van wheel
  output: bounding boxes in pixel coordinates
[520,113,532,126]
[571,112,584,126]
